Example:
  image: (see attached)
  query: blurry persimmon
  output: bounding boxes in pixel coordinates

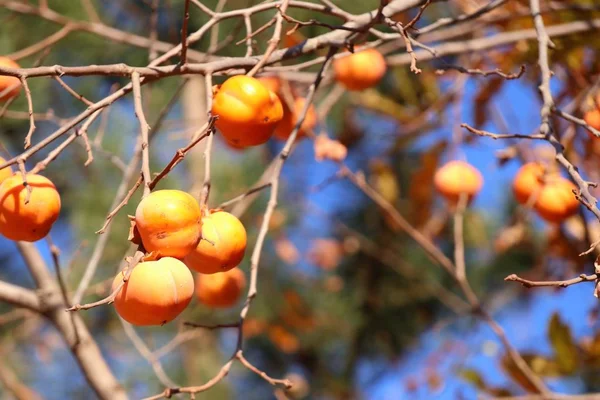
[274,98,317,140]
[513,162,546,204]
[196,267,246,308]
[112,257,194,326]
[433,161,483,205]
[0,57,21,101]
[534,178,579,223]
[134,190,202,258]
[184,210,246,274]
[212,75,283,147]
[333,48,387,91]
[268,325,300,354]
[257,76,281,94]
[0,174,61,242]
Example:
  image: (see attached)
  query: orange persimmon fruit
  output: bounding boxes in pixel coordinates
[0,57,21,101]
[112,257,194,326]
[134,190,202,258]
[257,76,281,94]
[0,174,61,242]
[513,162,547,204]
[333,48,387,91]
[211,75,283,147]
[0,157,13,185]
[185,210,247,274]
[195,267,246,308]
[274,98,318,141]
[584,109,600,132]
[533,177,579,223]
[433,160,483,205]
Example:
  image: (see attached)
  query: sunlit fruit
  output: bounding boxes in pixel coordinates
[0,157,13,185]
[196,267,246,308]
[212,75,283,147]
[134,190,202,258]
[513,162,546,204]
[268,325,300,354]
[112,257,194,326]
[584,109,600,132]
[0,174,61,242]
[333,48,387,91]
[184,210,247,274]
[257,76,281,94]
[433,160,483,205]
[274,98,318,140]
[533,177,579,223]
[0,57,21,101]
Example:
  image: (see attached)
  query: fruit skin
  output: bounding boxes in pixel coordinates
[184,211,247,274]
[584,109,600,132]
[196,267,246,308]
[513,162,546,204]
[212,75,283,147]
[112,257,194,326]
[533,178,579,223]
[274,98,318,141]
[134,190,202,258]
[0,57,21,101]
[0,174,61,242]
[0,157,13,185]
[433,160,483,204]
[333,48,387,91]
[257,76,281,94]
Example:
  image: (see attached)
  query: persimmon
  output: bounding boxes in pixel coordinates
[0,57,21,101]
[211,75,283,147]
[0,157,13,185]
[268,325,300,354]
[584,109,600,132]
[0,174,61,242]
[112,257,194,326]
[257,76,281,94]
[195,267,246,308]
[184,210,247,274]
[533,178,579,223]
[134,190,202,258]
[333,48,387,91]
[433,160,483,205]
[273,98,318,141]
[513,162,546,204]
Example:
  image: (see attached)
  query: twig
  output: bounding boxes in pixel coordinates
[461,123,547,140]
[199,74,214,207]
[436,64,526,80]
[247,0,290,77]
[180,0,191,64]
[236,351,292,388]
[131,72,152,197]
[21,77,36,149]
[505,273,598,288]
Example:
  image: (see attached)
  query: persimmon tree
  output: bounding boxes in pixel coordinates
[0,0,600,399]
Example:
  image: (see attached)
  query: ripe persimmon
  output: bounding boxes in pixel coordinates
[257,76,281,94]
[185,210,246,274]
[584,109,600,132]
[333,48,387,91]
[0,57,21,101]
[196,267,246,308]
[533,178,579,223]
[273,98,318,141]
[513,162,546,204]
[212,75,283,147]
[112,257,194,326]
[433,160,483,205]
[0,174,61,242]
[134,190,202,258]
[0,157,13,185]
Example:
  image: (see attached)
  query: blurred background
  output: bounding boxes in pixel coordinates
[1,0,600,399]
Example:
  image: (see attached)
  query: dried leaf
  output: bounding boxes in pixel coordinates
[548,312,579,374]
[308,238,344,270]
[275,237,300,265]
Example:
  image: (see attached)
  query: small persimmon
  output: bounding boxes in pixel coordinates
[533,178,579,223]
[0,174,61,242]
[433,160,483,205]
[333,48,387,91]
[0,57,21,101]
[185,211,247,274]
[513,162,546,204]
[195,267,246,308]
[268,325,300,354]
[257,76,281,94]
[134,190,202,258]
[112,257,194,326]
[211,75,283,147]
[273,98,318,141]
[584,109,600,132]
[0,157,13,185]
